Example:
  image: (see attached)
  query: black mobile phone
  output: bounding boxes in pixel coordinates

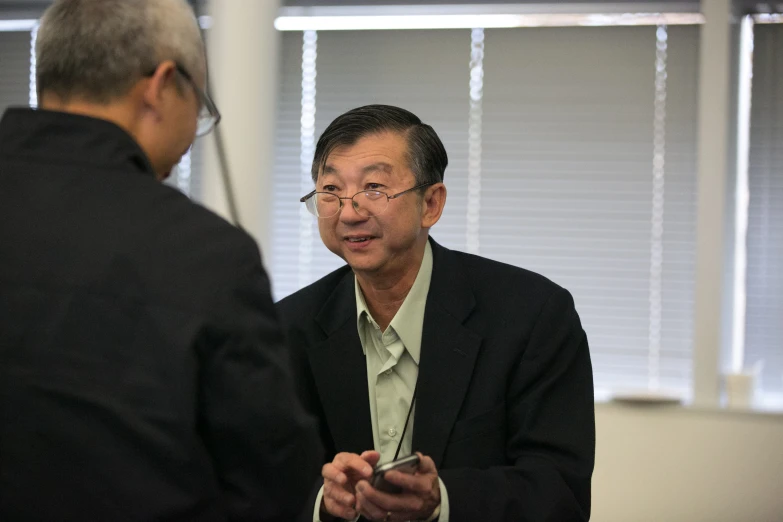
[370,454,420,494]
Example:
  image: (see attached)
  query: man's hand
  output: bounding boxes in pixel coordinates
[320,451,380,520]
[354,452,440,521]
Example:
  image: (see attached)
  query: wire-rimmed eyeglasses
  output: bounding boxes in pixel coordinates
[173,64,221,137]
[144,62,221,137]
[300,183,434,219]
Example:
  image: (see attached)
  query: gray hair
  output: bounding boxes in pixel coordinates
[36,0,205,103]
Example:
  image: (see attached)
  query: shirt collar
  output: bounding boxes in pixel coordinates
[0,108,156,177]
[355,240,433,365]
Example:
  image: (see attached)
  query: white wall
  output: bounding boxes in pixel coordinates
[202,0,280,265]
[593,404,783,521]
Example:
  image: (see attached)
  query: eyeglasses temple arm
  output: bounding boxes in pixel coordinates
[388,182,434,200]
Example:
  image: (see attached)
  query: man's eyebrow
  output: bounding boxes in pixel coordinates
[360,162,393,175]
[321,162,393,176]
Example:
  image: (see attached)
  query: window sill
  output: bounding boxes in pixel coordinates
[595,398,783,418]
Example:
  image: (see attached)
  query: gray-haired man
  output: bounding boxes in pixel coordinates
[0,1,322,520]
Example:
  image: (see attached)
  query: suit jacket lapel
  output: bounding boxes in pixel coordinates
[309,270,374,453]
[413,239,482,468]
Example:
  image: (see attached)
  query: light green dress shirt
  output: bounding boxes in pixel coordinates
[314,241,449,522]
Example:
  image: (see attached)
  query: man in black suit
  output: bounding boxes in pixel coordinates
[0,1,322,520]
[277,105,595,522]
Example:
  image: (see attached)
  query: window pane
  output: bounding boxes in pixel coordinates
[269,26,700,400]
[746,23,783,406]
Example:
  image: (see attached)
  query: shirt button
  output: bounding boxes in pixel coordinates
[388,427,397,437]
[384,369,392,376]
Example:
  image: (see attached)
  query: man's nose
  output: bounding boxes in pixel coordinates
[338,197,367,222]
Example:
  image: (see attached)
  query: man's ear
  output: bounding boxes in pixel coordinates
[142,60,178,113]
[421,182,447,228]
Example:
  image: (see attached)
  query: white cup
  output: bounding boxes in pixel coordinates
[725,372,756,409]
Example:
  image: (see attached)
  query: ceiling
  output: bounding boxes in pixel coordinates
[0,0,780,19]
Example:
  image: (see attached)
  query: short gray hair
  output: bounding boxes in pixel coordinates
[36,0,204,103]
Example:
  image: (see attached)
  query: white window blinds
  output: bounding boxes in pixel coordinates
[746,23,783,404]
[269,25,700,399]
[0,31,31,112]
[478,26,699,399]
[165,141,205,200]
[271,29,470,299]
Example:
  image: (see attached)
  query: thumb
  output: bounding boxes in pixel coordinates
[415,452,437,474]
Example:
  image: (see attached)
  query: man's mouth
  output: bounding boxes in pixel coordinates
[346,236,372,243]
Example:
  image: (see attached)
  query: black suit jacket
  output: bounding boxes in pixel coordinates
[0,108,323,522]
[277,238,595,522]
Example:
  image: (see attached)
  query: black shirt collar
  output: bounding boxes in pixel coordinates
[0,107,156,176]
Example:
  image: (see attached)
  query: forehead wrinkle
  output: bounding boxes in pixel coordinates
[361,162,394,175]
[321,161,394,180]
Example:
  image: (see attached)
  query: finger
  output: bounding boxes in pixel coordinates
[356,479,424,514]
[383,469,431,494]
[360,450,381,468]
[334,452,375,479]
[322,463,349,485]
[323,496,357,520]
[383,453,437,493]
[323,480,359,520]
[323,479,356,507]
[355,482,391,521]
[415,453,437,475]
